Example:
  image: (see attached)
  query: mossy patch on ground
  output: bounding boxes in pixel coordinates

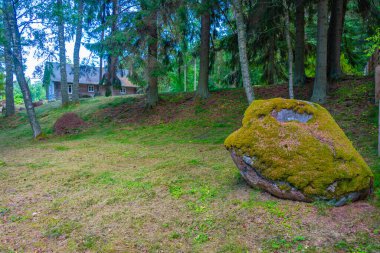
[225,98,373,199]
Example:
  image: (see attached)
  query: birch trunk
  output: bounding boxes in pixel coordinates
[283,0,294,99]
[232,0,254,104]
[72,0,84,103]
[5,0,41,137]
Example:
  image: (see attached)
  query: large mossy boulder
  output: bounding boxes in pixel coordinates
[225,98,373,206]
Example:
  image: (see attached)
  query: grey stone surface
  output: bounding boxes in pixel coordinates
[272,109,312,123]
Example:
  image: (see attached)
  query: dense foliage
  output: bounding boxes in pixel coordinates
[0,0,379,135]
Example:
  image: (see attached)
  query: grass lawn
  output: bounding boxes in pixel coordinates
[0,80,379,252]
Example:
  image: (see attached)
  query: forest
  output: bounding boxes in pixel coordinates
[0,0,380,252]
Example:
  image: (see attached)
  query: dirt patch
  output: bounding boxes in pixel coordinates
[53,112,88,135]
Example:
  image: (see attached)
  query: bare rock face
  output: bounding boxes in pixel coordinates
[224,98,373,206]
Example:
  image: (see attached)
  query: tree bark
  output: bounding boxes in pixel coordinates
[294,0,305,86]
[327,0,347,80]
[2,10,15,116]
[194,57,197,91]
[72,0,84,103]
[105,0,118,97]
[99,0,106,83]
[177,53,182,89]
[311,0,329,103]
[184,56,187,92]
[146,10,159,107]
[5,0,42,137]
[57,0,69,106]
[284,0,294,99]
[377,66,380,156]
[267,38,275,85]
[232,0,254,104]
[196,0,211,99]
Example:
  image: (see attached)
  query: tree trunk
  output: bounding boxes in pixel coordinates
[184,56,187,92]
[294,0,305,86]
[284,0,294,99]
[232,0,254,104]
[105,0,118,97]
[327,0,347,80]
[193,58,197,91]
[311,0,329,103]
[99,0,106,83]
[2,10,15,116]
[377,66,380,156]
[57,0,69,106]
[5,0,41,137]
[146,10,159,107]
[72,0,84,103]
[267,38,275,85]
[196,0,211,99]
[177,54,182,89]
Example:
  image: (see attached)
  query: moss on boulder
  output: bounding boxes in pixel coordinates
[225,98,373,206]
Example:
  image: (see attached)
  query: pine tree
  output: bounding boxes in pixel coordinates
[72,0,85,103]
[311,0,329,103]
[196,0,211,99]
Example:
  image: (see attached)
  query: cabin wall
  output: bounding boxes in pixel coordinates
[49,82,137,101]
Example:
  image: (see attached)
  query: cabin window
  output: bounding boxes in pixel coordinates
[68,84,72,94]
[88,85,94,92]
[120,87,127,94]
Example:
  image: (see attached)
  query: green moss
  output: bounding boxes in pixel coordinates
[225,98,373,199]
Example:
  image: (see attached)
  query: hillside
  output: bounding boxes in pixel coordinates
[0,79,379,252]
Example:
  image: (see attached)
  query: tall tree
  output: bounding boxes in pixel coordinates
[57,0,69,106]
[99,0,106,83]
[72,0,84,103]
[4,0,42,137]
[193,57,197,91]
[105,0,119,97]
[2,9,15,116]
[311,0,329,103]
[145,6,159,107]
[196,0,211,99]
[283,0,294,99]
[294,0,305,86]
[327,0,347,80]
[231,0,254,104]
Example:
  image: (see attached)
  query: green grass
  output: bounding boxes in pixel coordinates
[0,87,379,252]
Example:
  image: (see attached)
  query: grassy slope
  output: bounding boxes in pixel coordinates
[0,80,379,252]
